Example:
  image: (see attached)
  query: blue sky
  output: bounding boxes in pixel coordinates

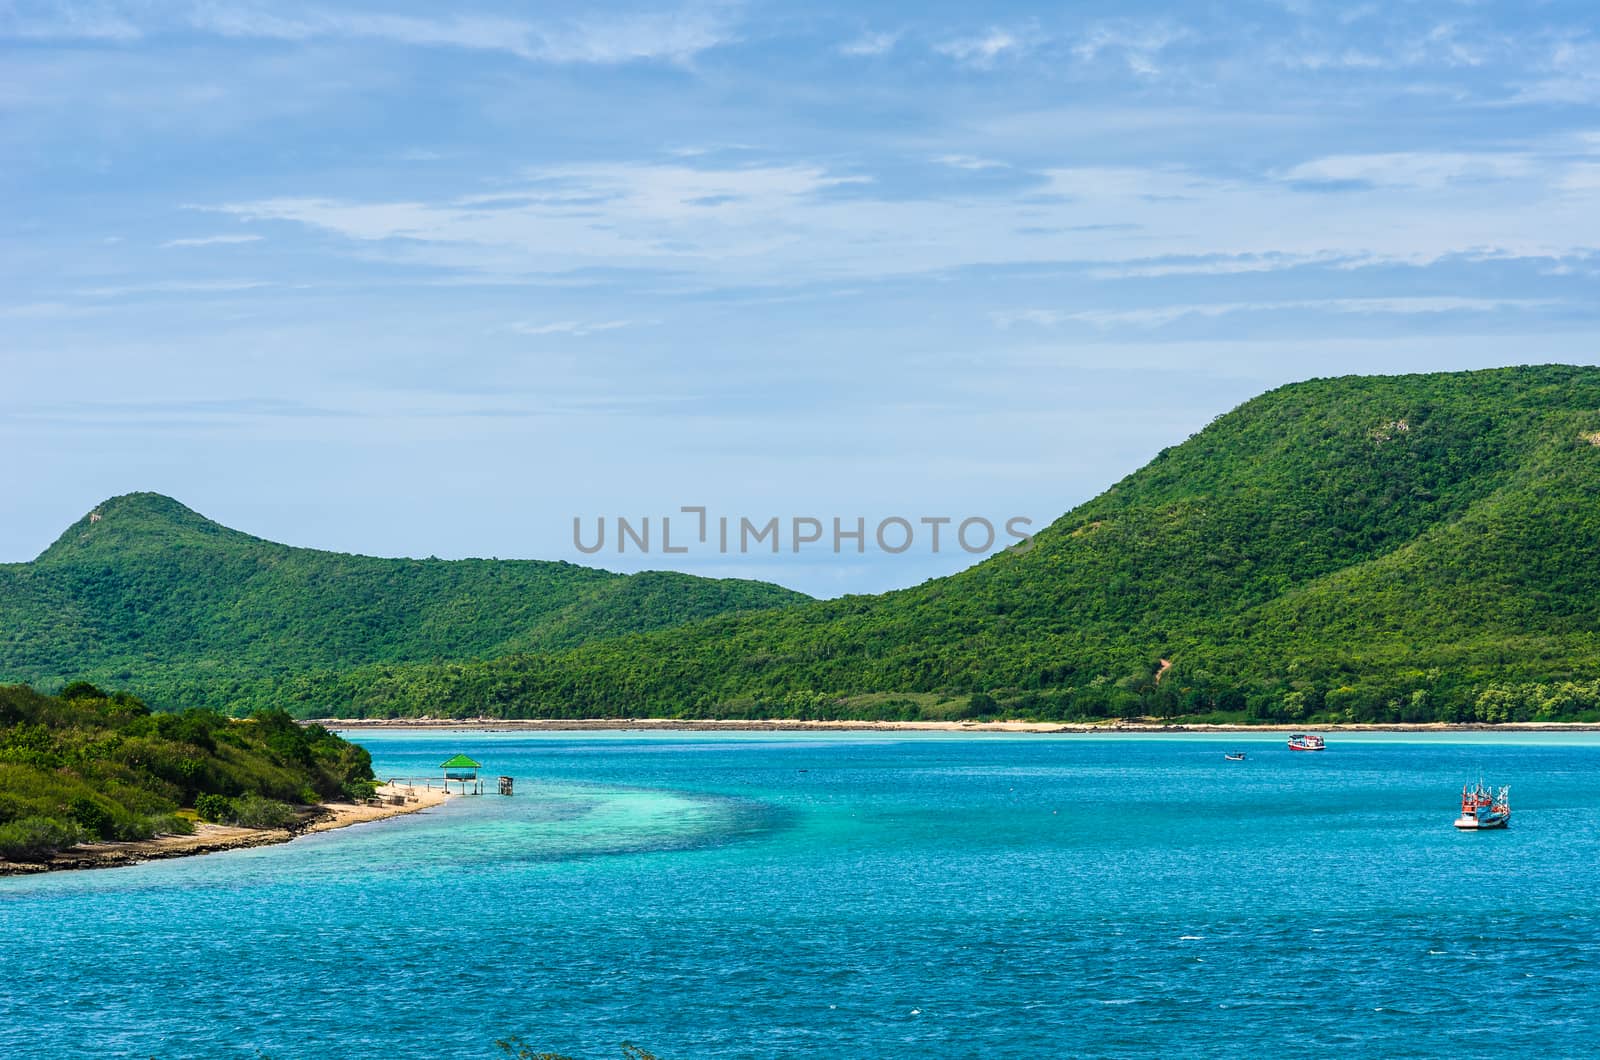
[4,0,1599,596]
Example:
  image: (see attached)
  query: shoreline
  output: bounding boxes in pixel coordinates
[0,782,450,877]
[315,717,1600,734]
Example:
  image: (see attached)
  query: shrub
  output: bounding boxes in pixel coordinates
[147,813,195,837]
[67,795,116,840]
[0,816,85,860]
[194,793,234,823]
[230,795,296,829]
[341,778,378,802]
[965,692,1000,717]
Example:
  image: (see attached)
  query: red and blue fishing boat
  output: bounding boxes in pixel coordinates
[1287,733,1325,752]
[1454,782,1510,830]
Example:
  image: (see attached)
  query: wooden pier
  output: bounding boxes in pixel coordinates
[382,760,514,798]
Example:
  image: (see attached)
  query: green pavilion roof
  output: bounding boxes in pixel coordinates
[439,754,482,769]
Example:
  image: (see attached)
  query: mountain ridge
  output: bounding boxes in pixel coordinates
[236,364,1600,724]
[6,365,1600,724]
[0,493,811,702]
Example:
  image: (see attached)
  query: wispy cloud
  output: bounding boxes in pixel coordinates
[1512,36,1600,104]
[212,162,874,271]
[1084,252,1358,280]
[2,3,739,65]
[1071,20,1185,76]
[161,234,264,248]
[0,2,142,40]
[200,149,1600,285]
[935,27,1031,68]
[0,300,105,319]
[510,319,632,337]
[839,30,898,57]
[76,279,276,297]
[989,308,1069,328]
[1272,47,1390,72]
[933,154,1008,170]
[1280,152,1536,190]
[994,296,1566,330]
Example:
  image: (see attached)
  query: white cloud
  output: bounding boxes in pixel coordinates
[76,279,275,297]
[935,28,1029,68]
[1417,21,1489,69]
[0,300,105,319]
[510,320,632,337]
[933,154,1008,170]
[1072,21,1185,76]
[3,3,738,65]
[0,2,142,40]
[1559,163,1600,193]
[999,296,1565,330]
[990,309,1068,328]
[161,234,264,248]
[1513,37,1600,104]
[839,30,898,57]
[1084,252,1358,279]
[522,11,737,65]
[200,148,1600,286]
[1280,152,1537,190]
[214,163,873,264]
[1272,47,1390,72]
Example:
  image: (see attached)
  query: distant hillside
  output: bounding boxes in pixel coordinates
[0,493,809,709]
[259,365,1600,724]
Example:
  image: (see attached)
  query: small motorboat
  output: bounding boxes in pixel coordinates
[1454,781,1510,830]
[1224,752,1246,761]
[1287,734,1325,752]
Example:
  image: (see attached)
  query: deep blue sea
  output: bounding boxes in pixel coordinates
[4,731,1599,1058]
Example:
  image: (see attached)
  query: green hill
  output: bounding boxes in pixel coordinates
[0,493,809,708]
[252,364,1600,724]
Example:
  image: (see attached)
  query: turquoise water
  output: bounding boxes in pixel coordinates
[4,731,1600,1058]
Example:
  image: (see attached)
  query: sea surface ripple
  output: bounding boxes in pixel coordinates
[3,731,1599,1058]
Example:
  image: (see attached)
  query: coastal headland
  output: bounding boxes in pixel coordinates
[0,783,449,877]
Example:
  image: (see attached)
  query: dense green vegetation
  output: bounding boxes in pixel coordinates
[226,365,1600,724]
[6,366,1600,725]
[0,682,374,861]
[0,492,808,709]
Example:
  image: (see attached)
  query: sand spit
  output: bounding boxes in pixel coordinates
[314,717,1600,734]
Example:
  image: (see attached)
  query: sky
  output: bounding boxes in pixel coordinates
[4,0,1600,597]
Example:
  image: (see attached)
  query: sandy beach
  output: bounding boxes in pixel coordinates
[316,717,1600,734]
[0,783,451,877]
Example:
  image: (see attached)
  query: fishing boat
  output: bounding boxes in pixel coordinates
[1454,782,1510,830]
[1224,752,1246,761]
[1287,734,1325,752]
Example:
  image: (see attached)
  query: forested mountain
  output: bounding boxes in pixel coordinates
[250,365,1600,724]
[0,493,808,707]
[7,366,1600,725]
